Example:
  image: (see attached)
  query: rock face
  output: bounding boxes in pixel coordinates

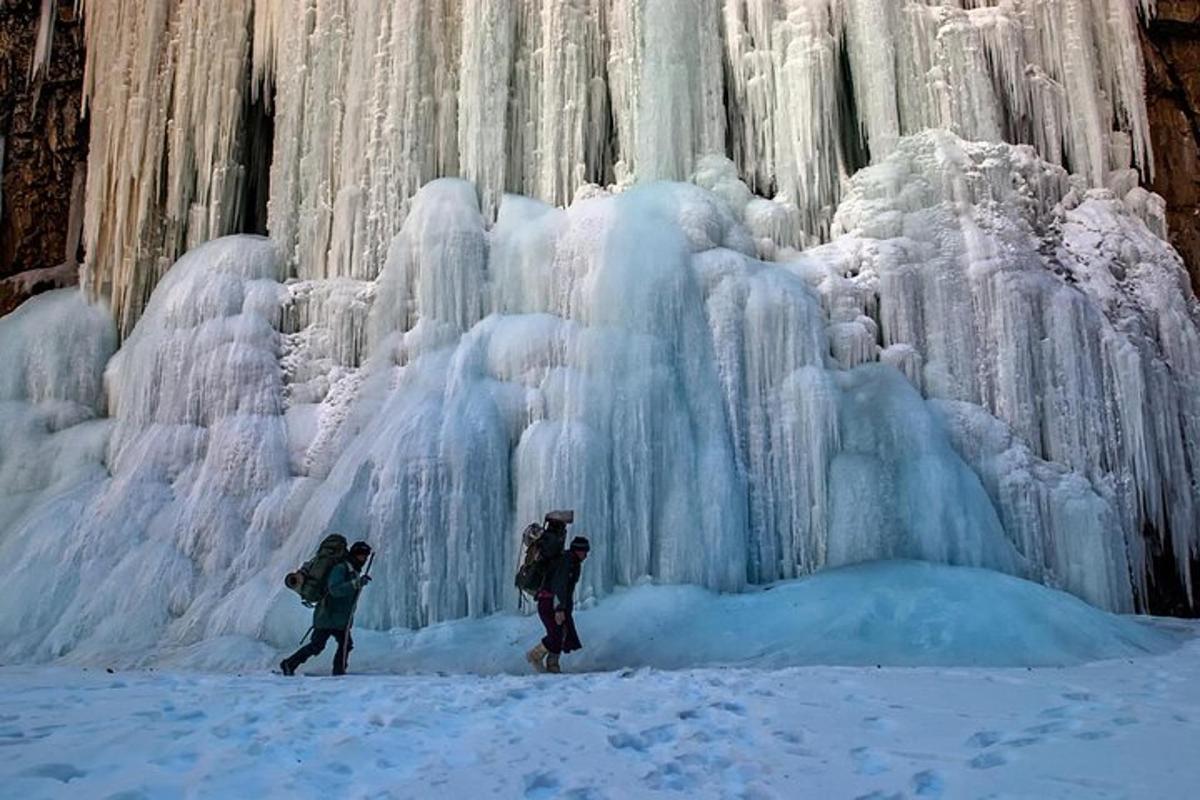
[0,0,86,316]
[1143,1,1200,294]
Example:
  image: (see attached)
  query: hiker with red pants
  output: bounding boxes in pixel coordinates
[527,535,589,673]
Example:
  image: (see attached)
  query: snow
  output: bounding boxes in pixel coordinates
[1,614,1195,799]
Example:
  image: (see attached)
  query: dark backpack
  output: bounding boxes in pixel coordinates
[285,534,349,607]
[515,522,566,596]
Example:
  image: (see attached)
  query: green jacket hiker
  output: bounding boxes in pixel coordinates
[314,561,362,630]
[280,540,373,676]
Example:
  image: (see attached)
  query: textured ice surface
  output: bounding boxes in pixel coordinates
[1,131,1198,664]
[177,561,1179,673]
[796,132,1200,608]
[80,0,1157,329]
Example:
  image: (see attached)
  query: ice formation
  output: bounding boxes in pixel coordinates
[80,0,1156,330]
[1,1,1198,665]
[3,127,1199,665]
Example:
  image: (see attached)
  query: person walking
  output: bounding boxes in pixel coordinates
[526,535,589,674]
[280,541,373,676]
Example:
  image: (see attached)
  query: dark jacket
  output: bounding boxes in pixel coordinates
[314,560,362,630]
[543,552,582,612]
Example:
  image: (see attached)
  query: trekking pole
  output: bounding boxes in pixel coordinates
[342,553,375,672]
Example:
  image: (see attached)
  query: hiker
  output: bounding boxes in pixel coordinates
[527,534,590,674]
[280,540,373,676]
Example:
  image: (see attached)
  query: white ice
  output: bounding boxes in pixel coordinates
[78,0,1158,329]
[2,130,1198,665]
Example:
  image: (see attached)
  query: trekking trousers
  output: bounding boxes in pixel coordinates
[284,628,354,675]
[537,594,582,655]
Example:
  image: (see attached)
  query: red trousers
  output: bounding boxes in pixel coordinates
[537,593,582,654]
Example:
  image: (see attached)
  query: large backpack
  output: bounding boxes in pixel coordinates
[284,534,349,607]
[514,522,566,597]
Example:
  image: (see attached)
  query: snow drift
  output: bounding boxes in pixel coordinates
[121,561,1186,672]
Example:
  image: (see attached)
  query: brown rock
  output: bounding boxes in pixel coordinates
[0,0,87,316]
[1142,6,1200,294]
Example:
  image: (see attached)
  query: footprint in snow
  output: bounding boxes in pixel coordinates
[640,725,676,745]
[607,731,648,752]
[965,730,1002,748]
[861,716,896,733]
[523,771,561,799]
[1037,706,1070,719]
[19,763,87,783]
[642,759,697,792]
[561,788,607,800]
[1000,737,1041,749]
[968,751,1008,770]
[850,746,890,775]
[1075,730,1113,741]
[912,769,946,798]
[1024,720,1074,736]
[772,729,803,745]
[151,751,199,772]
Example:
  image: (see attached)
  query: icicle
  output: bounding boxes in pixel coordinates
[810,130,1200,610]
[28,0,56,84]
[78,0,1162,330]
[79,0,254,334]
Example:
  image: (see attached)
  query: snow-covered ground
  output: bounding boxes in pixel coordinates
[2,623,1197,800]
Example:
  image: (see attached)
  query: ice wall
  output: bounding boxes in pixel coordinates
[796,131,1200,606]
[3,128,1197,665]
[79,0,1156,331]
[4,0,1197,664]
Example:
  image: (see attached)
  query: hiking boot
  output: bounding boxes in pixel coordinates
[279,659,296,676]
[526,643,548,673]
[545,653,561,674]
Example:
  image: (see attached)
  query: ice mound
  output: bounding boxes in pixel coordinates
[178,561,1178,674]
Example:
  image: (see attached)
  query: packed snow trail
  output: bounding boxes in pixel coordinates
[3,624,1197,800]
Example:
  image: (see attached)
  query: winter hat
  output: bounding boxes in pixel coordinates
[350,541,372,558]
[569,536,590,553]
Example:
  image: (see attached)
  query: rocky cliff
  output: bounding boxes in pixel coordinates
[0,0,86,316]
[1143,1,1200,294]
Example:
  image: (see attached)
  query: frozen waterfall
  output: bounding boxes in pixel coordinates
[0,1,1197,665]
[81,0,1155,331]
[2,130,1199,664]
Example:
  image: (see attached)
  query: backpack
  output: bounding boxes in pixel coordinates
[514,522,566,596]
[284,534,349,607]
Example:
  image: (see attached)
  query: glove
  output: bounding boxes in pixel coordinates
[554,610,565,625]
[356,575,372,589]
